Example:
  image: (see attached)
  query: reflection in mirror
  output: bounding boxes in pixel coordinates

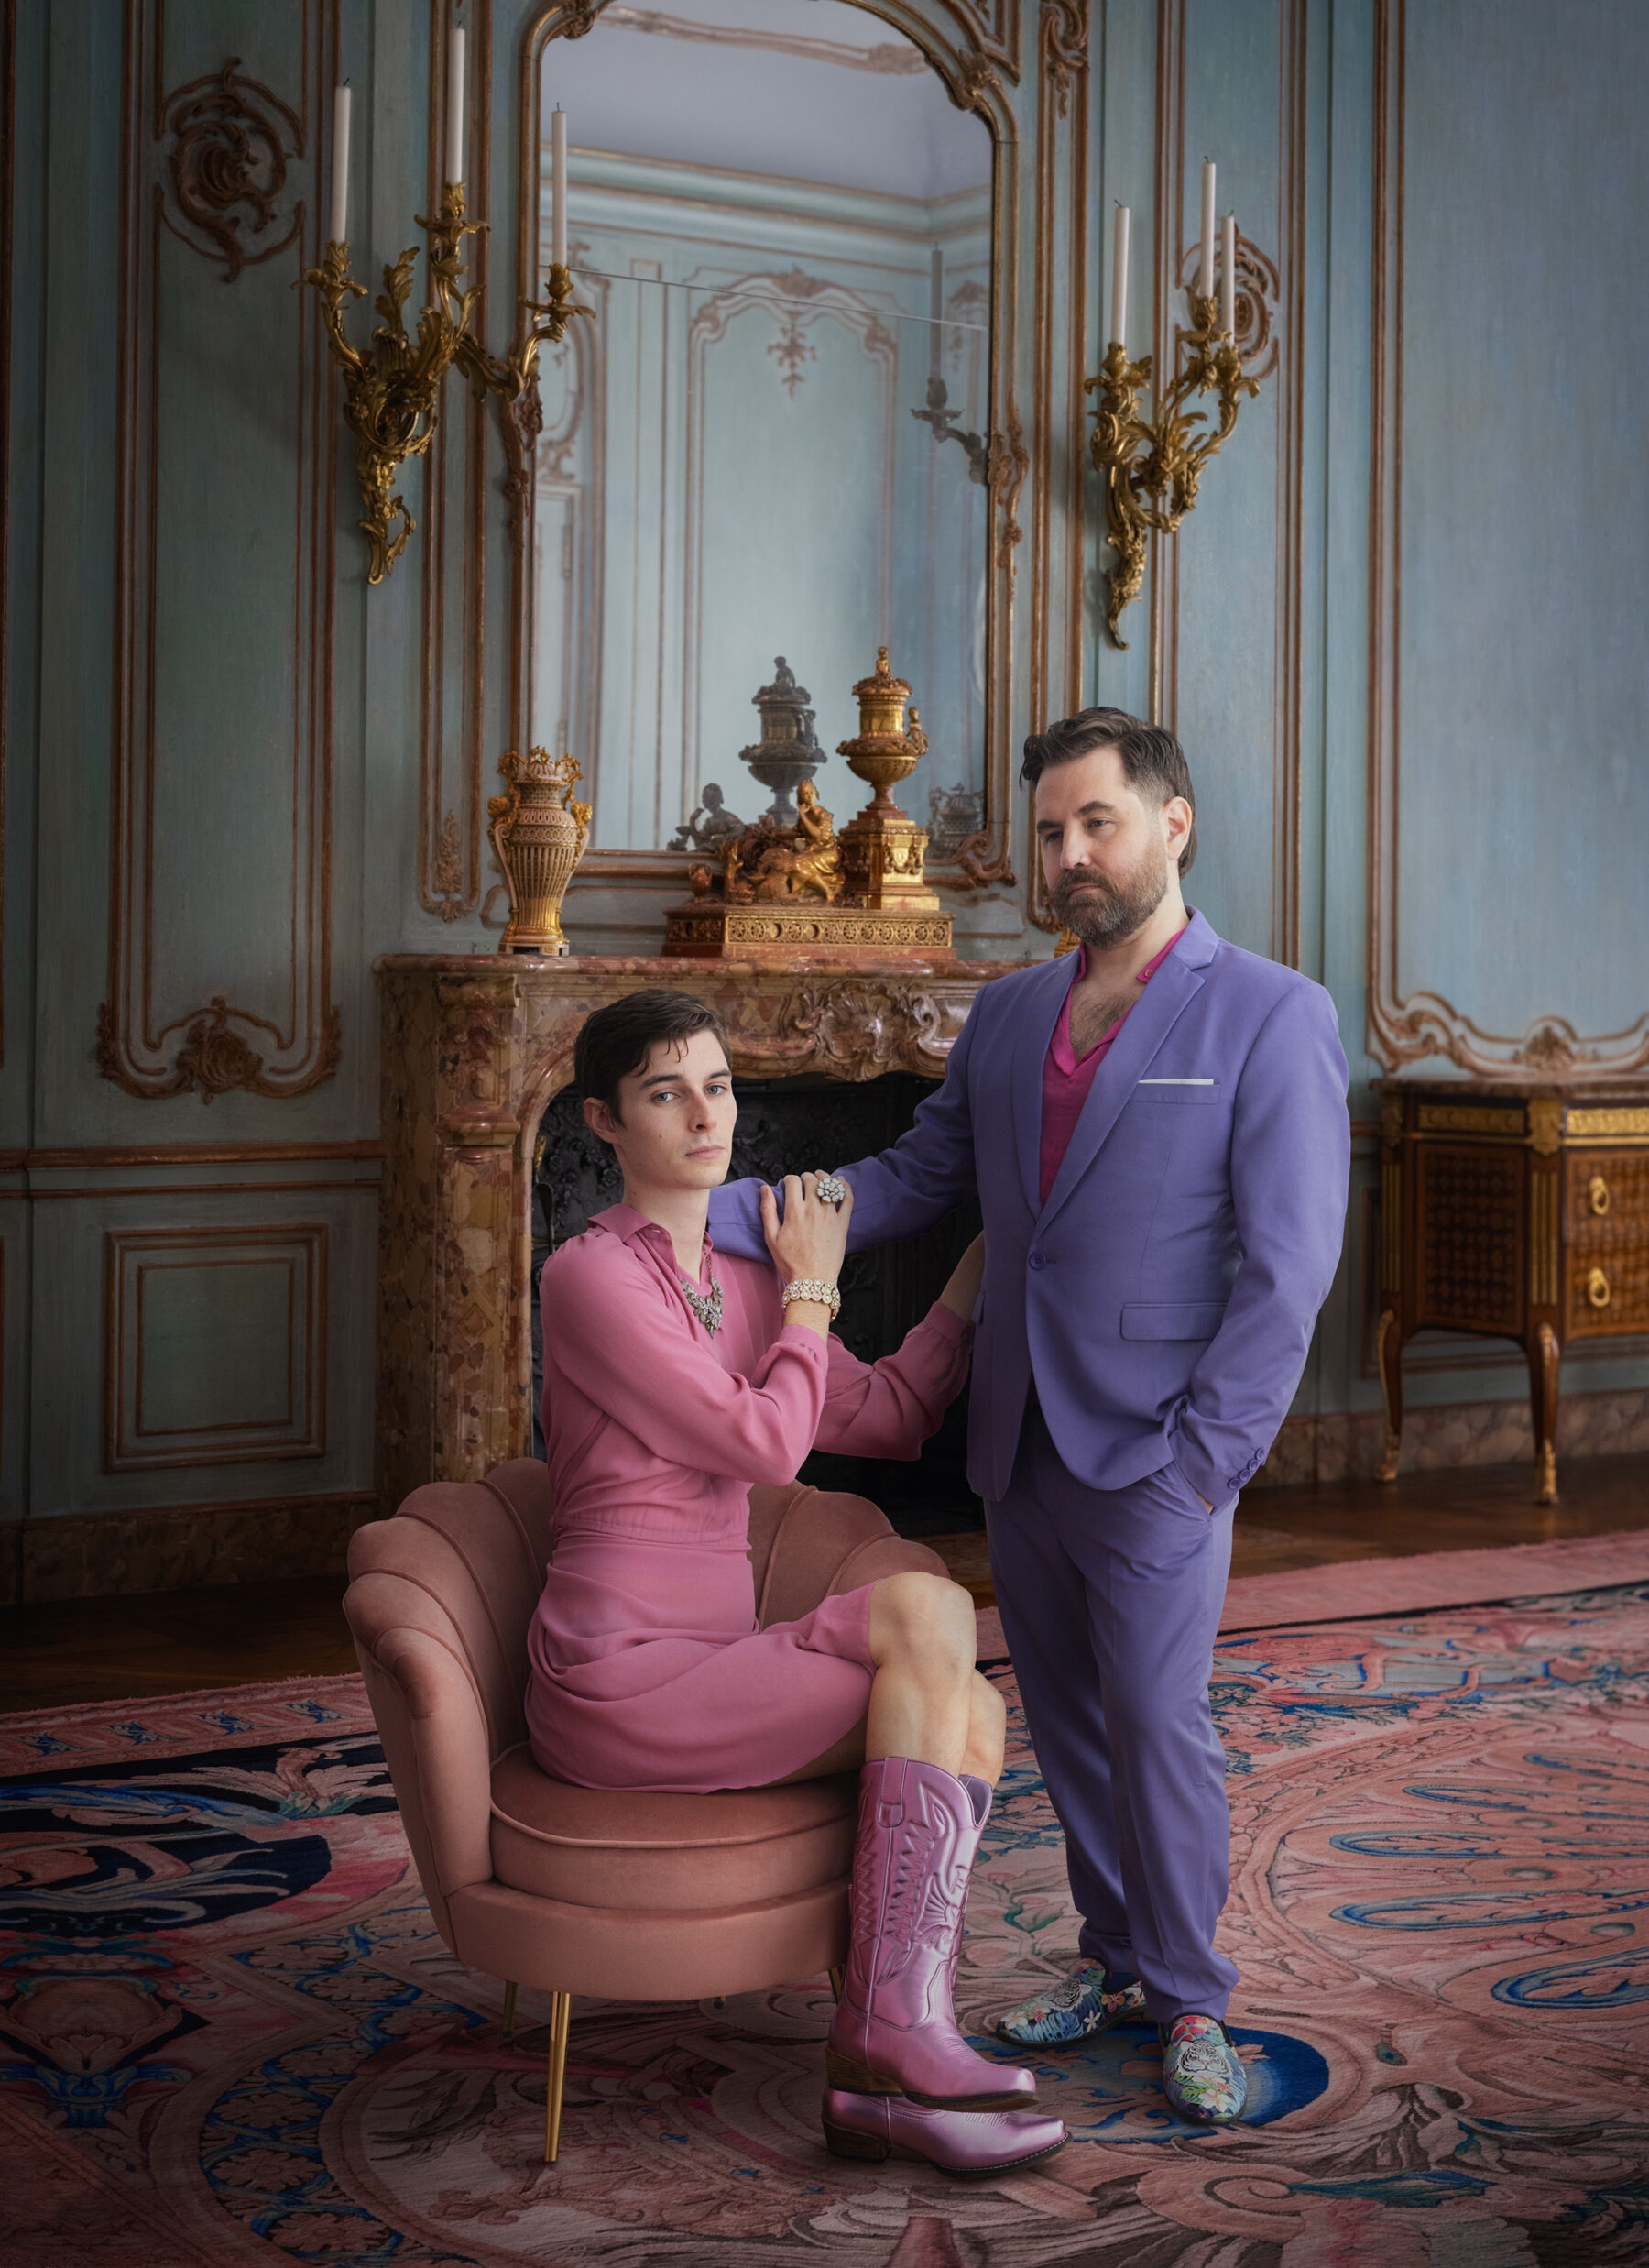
[531,0,992,860]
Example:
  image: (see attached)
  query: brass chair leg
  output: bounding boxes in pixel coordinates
[543,1990,572,2164]
[501,1980,518,2043]
[828,1966,845,2004]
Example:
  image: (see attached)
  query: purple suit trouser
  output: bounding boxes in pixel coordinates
[989,1406,1238,2021]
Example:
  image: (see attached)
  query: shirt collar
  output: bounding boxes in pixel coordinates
[590,1202,715,1259]
[1071,914,1191,989]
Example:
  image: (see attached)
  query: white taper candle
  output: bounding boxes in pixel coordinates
[551,106,568,268]
[445,26,465,189]
[1199,159,1217,299]
[929,246,944,379]
[1108,203,1130,349]
[329,83,351,245]
[1221,212,1237,335]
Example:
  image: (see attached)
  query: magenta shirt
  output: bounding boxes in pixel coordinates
[1039,926,1188,1204]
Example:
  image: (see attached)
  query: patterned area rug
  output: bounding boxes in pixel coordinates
[6,1583,1649,2265]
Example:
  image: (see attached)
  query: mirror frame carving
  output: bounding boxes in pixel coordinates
[503,0,1032,897]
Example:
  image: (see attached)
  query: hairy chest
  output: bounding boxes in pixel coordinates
[1067,986,1141,1059]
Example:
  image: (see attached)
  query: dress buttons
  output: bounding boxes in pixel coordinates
[1028,1250,1046,1271]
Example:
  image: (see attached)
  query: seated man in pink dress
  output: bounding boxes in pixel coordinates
[529,988,1065,2178]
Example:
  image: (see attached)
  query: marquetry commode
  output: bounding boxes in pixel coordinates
[1373,1078,1649,1502]
[375,952,1020,1513]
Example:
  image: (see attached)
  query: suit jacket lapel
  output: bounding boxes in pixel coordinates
[1036,936,1208,1231]
[1010,956,1079,1216]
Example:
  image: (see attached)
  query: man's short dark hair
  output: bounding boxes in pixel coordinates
[1020,707,1197,876]
[573,989,730,1131]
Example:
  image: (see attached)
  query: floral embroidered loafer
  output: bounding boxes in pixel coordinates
[1161,2013,1247,2122]
[995,1956,1148,2048]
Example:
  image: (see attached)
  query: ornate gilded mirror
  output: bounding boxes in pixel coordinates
[513,0,1016,906]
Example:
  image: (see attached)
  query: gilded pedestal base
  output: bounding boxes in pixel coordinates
[661,902,954,959]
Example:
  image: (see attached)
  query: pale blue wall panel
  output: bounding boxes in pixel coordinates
[26,1175,377,1519]
[1394,0,1649,1051]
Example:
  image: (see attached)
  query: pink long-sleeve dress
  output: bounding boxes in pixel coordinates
[526,1202,971,1793]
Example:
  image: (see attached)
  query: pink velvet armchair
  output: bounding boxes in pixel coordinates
[344,1458,945,2159]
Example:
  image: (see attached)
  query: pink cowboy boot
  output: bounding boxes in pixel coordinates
[822,2087,1065,2176]
[825,1757,1037,2111]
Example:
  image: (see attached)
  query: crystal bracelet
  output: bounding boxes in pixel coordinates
[781,1277,842,1320]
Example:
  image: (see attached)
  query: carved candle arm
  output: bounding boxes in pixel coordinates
[911,375,989,486]
[457,265,595,404]
[1086,290,1263,647]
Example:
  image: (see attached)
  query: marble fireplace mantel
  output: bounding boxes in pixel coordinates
[376,953,1022,1511]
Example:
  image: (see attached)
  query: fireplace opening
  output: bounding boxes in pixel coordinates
[531,1072,986,1539]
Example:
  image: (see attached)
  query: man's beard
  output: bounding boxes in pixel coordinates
[1051,841,1168,948]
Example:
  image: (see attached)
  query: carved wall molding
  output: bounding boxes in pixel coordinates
[1039,0,1087,116]
[101,4,339,1105]
[509,0,1025,902]
[104,1222,328,1472]
[158,57,304,282]
[0,0,14,1066]
[96,997,343,1106]
[417,0,492,926]
[1272,0,1308,971]
[1020,0,1087,940]
[1364,0,1649,1079]
[601,7,930,76]
[686,268,900,401]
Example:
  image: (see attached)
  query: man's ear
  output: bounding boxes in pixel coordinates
[583,1094,618,1145]
[1163,796,1193,857]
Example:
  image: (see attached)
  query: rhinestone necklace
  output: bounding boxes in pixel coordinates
[679,1273,724,1337]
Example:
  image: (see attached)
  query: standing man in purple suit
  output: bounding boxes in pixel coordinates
[710,708,1349,2123]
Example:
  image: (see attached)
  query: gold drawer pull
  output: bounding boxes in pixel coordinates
[1586,1265,1611,1311]
[1589,1173,1611,1217]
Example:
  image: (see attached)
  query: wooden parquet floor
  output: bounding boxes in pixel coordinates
[3,1453,1646,1711]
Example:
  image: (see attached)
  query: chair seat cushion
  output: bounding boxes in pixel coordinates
[489,1745,857,1912]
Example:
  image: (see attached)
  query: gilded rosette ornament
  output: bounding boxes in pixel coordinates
[1087,291,1261,647]
[487,748,592,956]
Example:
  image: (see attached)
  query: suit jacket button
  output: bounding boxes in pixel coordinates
[1028,1250,1046,1271]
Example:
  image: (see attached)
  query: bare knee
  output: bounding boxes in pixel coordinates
[973,1671,1006,1745]
[963,1672,1008,1784]
[869,1571,977,1681]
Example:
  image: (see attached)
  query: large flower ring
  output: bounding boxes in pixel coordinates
[814,1174,848,1206]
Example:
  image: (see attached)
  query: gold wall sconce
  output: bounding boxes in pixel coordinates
[302,51,588,583]
[1087,182,1264,647]
[300,193,589,584]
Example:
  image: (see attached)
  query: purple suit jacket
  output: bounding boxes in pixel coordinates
[709,910,1350,1508]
